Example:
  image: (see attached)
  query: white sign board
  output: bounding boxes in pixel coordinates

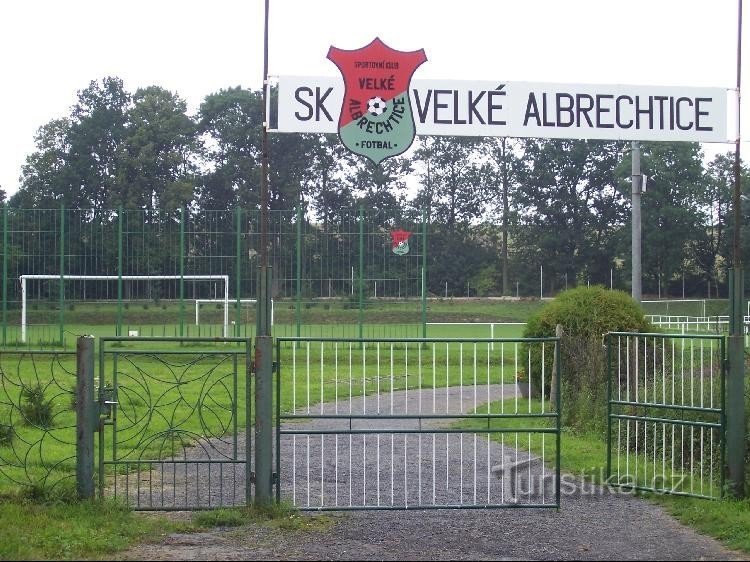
[275,76,728,143]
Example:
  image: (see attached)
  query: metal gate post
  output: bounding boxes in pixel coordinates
[76,335,96,499]
[254,335,273,503]
[727,268,746,498]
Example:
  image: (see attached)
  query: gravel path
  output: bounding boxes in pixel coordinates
[115,385,745,561]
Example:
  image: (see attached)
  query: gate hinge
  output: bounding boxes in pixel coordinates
[248,472,277,485]
[249,361,278,374]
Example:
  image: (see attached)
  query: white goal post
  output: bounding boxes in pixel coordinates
[195,298,274,327]
[20,274,229,342]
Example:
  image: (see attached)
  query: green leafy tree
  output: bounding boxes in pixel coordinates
[113,86,198,211]
[66,77,131,210]
[197,87,262,210]
[481,137,521,295]
[633,142,705,296]
[514,139,627,294]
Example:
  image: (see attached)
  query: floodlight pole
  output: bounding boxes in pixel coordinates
[255,0,274,505]
[631,141,642,303]
[727,0,745,499]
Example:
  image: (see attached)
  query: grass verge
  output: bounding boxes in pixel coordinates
[0,498,189,561]
[192,502,334,532]
[0,497,332,560]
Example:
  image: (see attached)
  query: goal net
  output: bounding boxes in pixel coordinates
[20,274,229,342]
[195,298,274,328]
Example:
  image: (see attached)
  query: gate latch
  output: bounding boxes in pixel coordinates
[98,386,117,421]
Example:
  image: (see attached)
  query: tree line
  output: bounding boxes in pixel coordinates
[6,76,750,299]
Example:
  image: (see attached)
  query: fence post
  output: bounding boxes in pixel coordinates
[550,324,562,411]
[117,208,123,337]
[2,202,7,346]
[295,203,302,338]
[59,204,65,347]
[235,208,242,337]
[358,205,364,341]
[76,335,95,499]
[421,207,428,339]
[179,207,185,337]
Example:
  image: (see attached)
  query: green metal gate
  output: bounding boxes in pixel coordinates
[97,337,252,510]
[275,337,561,510]
[606,332,725,499]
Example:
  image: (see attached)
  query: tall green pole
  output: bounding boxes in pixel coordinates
[235,208,242,337]
[59,204,65,347]
[117,207,123,337]
[727,0,745,499]
[255,0,274,505]
[295,202,302,338]
[421,207,428,339]
[358,205,364,341]
[179,207,185,337]
[2,203,7,346]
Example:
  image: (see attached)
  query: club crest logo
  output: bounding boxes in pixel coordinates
[390,229,412,256]
[327,38,427,165]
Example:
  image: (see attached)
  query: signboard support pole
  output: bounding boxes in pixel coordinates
[727,0,745,500]
[631,141,642,303]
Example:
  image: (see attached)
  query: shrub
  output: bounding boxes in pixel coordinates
[0,423,15,446]
[20,384,55,429]
[522,286,650,435]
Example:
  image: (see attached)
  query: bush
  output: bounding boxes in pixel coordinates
[522,286,650,435]
[20,385,55,429]
[0,423,15,446]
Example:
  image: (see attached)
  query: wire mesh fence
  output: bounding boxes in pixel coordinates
[0,206,428,347]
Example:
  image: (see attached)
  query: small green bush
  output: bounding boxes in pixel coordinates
[522,286,650,435]
[20,385,55,429]
[0,423,15,446]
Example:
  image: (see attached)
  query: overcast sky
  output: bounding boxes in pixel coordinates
[0,0,746,197]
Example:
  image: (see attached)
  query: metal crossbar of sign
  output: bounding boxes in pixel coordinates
[606,333,725,499]
[275,337,561,510]
[97,337,252,510]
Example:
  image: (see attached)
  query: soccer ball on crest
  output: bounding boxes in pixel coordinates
[367,97,388,116]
